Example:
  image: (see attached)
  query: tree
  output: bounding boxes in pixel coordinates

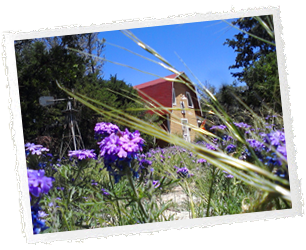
[224,15,276,81]
[223,15,281,114]
[77,33,105,75]
[242,51,282,113]
[15,39,87,151]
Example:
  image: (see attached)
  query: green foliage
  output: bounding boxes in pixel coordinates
[242,52,282,113]
[15,37,158,155]
[210,56,282,122]
[224,15,276,80]
[223,16,281,115]
[213,82,248,121]
[37,155,178,231]
[16,40,87,152]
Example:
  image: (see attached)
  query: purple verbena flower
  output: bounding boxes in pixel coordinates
[25,143,49,156]
[68,149,96,160]
[206,143,217,150]
[226,144,236,153]
[94,122,120,137]
[210,125,227,130]
[139,158,152,167]
[99,128,144,160]
[264,131,286,147]
[177,167,193,178]
[37,210,48,218]
[222,170,234,178]
[27,169,54,197]
[152,180,160,188]
[234,122,251,129]
[101,188,110,196]
[197,158,206,164]
[277,145,287,160]
[91,180,98,186]
[246,139,265,152]
[31,203,49,234]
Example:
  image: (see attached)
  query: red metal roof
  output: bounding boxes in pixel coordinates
[133,73,178,90]
[133,73,179,115]
[133,72,202,117]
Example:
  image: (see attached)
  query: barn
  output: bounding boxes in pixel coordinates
[134,72,203,145]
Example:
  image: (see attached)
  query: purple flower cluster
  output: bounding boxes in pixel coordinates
[28,169,53,234]
[246,139,265,152]
[101,188,110,196]
[264,131,286,148]
[234,122,251,129]
[152,180,160,188]
[210,125,227,130]
[210,122,251,130]
[27,169,54,197]
[262,130,287,168]
[176,166,193,178]
[68,149,96,160]
[226,144,236,153]
[222,170,234,179]
[139,158,152,166]
[204,120,288,181]
[91,180,98,186]
[31,203,49,234]
[250,130,287,161]
[94,122,120,137]
[25,143,49,156]
[206,143,217,151]
[197,158,206,164]
[95,123,146,182]
[98,128,144,161]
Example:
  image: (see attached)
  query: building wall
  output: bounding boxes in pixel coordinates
[136,81,172,115]
[170,81,200,141]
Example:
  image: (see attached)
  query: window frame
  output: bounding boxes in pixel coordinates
[180,101,185,114]
[186,91,194,108]
[172,87,176,105]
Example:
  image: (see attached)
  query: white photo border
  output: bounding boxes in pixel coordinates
[3,6,302,244]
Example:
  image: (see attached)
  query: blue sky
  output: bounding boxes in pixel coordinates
[97,18,242,90]
[41,14,243,88]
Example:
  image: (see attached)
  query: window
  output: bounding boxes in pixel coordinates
[186,91,194,108]
[181,118,190,142]
[172,88,176,105]
[180,101,185,114]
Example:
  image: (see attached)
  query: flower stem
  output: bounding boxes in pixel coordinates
[126,169,149,222]
[183,181,196,219]
[109,172,123,226]
[206,166,216,217]
[281,197,291,209]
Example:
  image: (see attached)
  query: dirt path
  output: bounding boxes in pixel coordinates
[159,186,198,220]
